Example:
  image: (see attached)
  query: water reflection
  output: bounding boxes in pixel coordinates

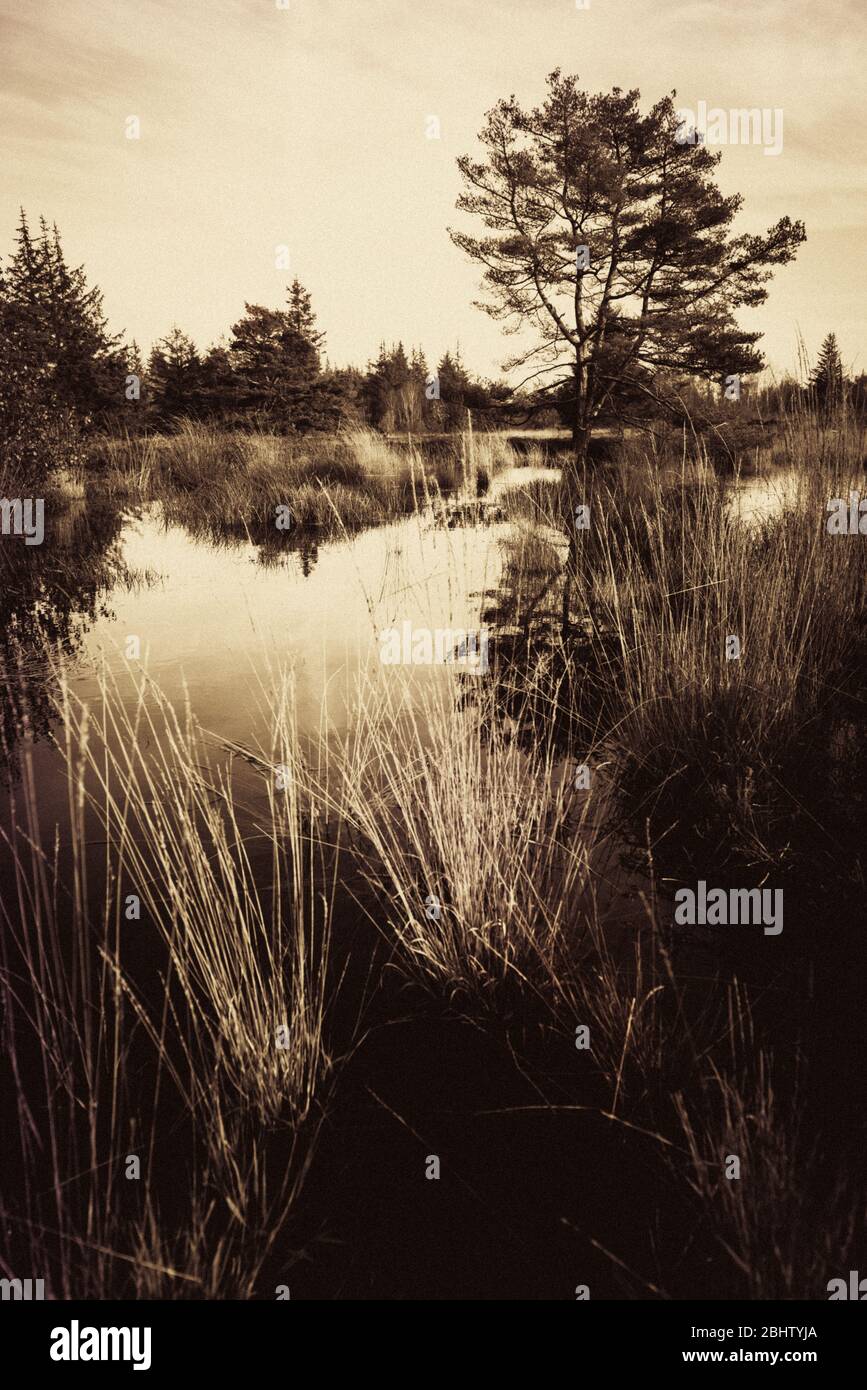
[0,497,130,780]
[5,462,861,934]
[0,493,510,834]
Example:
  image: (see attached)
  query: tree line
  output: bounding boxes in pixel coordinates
[0,204,862,492]
[147,322,509,434]
[0,211,521,474]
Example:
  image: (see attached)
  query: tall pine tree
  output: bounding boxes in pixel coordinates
[451,70,806,543]
[4,211,126,424]
[147,327,203,425]
[229,279,325,428]
[810,332,845,416]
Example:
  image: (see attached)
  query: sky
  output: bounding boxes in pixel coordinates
[1,0,864,382]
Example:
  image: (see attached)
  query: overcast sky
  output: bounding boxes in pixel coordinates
[1,0,863,380]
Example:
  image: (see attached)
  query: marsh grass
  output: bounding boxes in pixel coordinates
[333,671,598,1003]
[86,422,511,537]
[671,1041,865,1299]
[4,404,866,1298]
[497,415,867,813]
[0,656,335,1298]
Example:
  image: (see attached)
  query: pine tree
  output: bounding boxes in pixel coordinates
[368,344,421,430]
[409,347,429,386]
[119,339,147,426]
[409,346,433,428]
[388,343,411,386]
[810,332,845,415]
[0,260,57,490]
[147,327,203,424]
[436,349,471,403]
[434,349,475,428]
[0,217,109,486]
[229,281,325,428]
[197,342,241,422]
[452,69,806,544]
[285,279,325,361]
[4,212,125,423]
[364,343,392,427]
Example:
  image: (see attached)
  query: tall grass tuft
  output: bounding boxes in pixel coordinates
[333,669,598,1003]
[0,655,334,1297]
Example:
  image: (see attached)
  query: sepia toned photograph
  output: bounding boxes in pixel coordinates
[1,0,865,1339]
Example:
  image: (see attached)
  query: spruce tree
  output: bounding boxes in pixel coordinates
[0,260,57,490]
[285,279,325,361]
[229,281,325,428]
[197,342,241,422]
[147,327,203,425]
[810,332,845,415]
[4,212,124,423]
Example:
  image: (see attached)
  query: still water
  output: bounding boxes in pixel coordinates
[1,461,795,847]
[2,473,544,843]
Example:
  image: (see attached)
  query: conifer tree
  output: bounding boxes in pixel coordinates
[0,260,57,489]
[451,71,806,530]
[197,342,241,422]
[147,327,203,424]
[229,280,325,427]
[809,332,845,415]
[4,211,125,423]
[285,278,325,362]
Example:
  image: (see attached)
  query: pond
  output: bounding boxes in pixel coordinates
[3,453,863,1301]
[1,458,806,858]
[0,476,516,836]
[2,461,662,939]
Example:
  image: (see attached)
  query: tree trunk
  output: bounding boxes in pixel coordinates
[560,414,591,635]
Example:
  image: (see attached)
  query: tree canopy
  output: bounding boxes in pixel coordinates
[451,71,806,463]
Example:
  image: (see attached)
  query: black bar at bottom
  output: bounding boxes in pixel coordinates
[2,1297,860,1376]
